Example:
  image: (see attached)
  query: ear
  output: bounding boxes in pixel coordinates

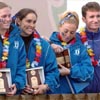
[16,18,21,26]
[82,17,86,23]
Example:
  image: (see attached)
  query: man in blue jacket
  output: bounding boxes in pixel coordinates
[77,2,100,93]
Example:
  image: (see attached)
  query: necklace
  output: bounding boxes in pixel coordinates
[80,27,98,66]
[0,31,10,68]
[57,33,76,49]
[26,31,42,68]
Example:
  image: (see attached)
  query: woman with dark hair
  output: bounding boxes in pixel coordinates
[14,8,59,94]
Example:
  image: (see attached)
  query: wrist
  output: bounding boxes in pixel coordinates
[49,41,53,45]
[45,84,49,91]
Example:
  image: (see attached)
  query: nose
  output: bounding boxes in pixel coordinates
[30,22,35,28]
[65,32,71,38]
[94,16,99,22]
[6,16,12,22]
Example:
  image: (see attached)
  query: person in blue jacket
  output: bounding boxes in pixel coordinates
[13,8,59,94]
[0,2,26,96]
[76,2,100,93]
[49,11,94,94]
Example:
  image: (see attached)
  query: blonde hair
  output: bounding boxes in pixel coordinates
[59,11,79,28]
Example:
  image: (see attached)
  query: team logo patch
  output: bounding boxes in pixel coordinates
[74,48,80,55]
[14,41,19,49]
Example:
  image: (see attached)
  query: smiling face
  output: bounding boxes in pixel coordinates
[0,7,12,33]
[59,22,77,42]
[82,10,100,32]
[18,13,37,37]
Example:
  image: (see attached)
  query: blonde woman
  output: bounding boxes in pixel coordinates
[49,11,94,94]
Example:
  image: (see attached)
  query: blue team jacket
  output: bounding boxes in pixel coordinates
[0,24,26,93]
[77,28,100,93]
[26,36,60,94]
[50,32,94,94]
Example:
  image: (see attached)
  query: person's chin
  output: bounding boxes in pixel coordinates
[26,32,32,36]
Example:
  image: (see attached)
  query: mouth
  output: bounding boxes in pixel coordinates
[27,29,34,32]
[65,37,70,41]
[3,23,11,27]
[92,24,99,27]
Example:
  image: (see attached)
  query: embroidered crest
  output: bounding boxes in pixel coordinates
[74,48,80,55]
[14,41,19,49]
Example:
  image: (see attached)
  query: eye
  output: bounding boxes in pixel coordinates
[90,15,94,18]
[1,14,11,19]
[97,14,100,18]
[62,32,65,36]
[8,14,11,18]
[61,30,68,36]
[33,20,36,24]
[26,19,36,24]
[26,19,32,23]
[1,15,7,18]
[70,31,75,34]
[61,32,65,36]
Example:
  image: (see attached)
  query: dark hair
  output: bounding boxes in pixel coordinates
[82,2,100,17]
[0,2,11,9]
[15,8,37,20]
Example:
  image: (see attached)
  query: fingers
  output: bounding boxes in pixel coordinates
[33,88,46,95]
[33,85,48,95]
[6,91,15,96]
[21,85,48,95]
[55,46,64,53]
[59,66,70,76]
[22,89,33,94]
[6,84,17,96]
[22,85,34,94]
[51,44,63,53]
[58,63,64,68]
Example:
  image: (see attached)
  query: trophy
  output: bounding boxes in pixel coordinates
[26,67,45,90]
[56,49,71,68]
[0,68,11,94]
